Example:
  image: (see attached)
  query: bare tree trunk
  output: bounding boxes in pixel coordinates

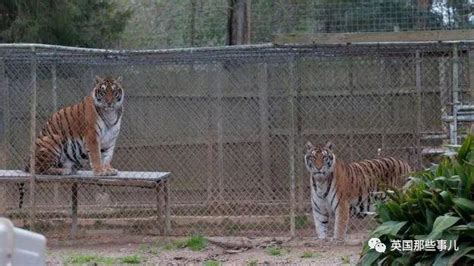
[190,0,197,47]
[227,0,251,45]
[416,0,433,29]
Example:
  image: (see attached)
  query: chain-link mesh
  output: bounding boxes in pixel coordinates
[0,42,472,242]
[114,0,474,49]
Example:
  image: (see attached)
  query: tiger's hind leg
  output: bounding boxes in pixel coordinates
[41,160,76,175]
[334,201,350,241]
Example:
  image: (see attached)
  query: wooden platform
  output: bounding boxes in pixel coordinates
[273,29,474,45]
[0,170,171,238]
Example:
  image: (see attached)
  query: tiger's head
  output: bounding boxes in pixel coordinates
[92,76,124,110]
[304,141,336,181]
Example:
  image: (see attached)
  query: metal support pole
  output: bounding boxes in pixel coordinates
[415,51,423,169]
[258,63,271,199]
[288,58,296,237]
[452,44,460,145]
[51,60,60,206]
[29,47,37,230]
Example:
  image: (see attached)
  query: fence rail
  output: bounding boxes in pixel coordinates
[0,42,472,241]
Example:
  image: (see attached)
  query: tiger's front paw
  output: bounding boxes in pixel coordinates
[330,237,346,244]
[104,167,118,176]
[317,234,328,240]
[93,168,109,176]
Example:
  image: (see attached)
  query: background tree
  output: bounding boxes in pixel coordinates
[0,0,132,48]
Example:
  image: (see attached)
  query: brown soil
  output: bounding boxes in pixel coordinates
[47,236,364,265]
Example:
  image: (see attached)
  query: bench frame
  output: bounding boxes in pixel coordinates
[0,170,171,239]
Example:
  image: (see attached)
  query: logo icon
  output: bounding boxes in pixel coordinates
[368,237,386,253]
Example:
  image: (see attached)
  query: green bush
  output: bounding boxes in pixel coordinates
[360,135,474,265]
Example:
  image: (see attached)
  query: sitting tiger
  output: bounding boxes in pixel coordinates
[25,75,124,176]
[304,141,411,241]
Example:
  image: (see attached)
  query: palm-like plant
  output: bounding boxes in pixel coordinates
[360,135,474,265]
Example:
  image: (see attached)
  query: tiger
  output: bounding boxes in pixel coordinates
[20,76,124,207]
[304,141,411,241]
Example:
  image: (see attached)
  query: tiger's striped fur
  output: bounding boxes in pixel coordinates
[304,141,411,240]
[25,75,124,176]
[20,76,124,207]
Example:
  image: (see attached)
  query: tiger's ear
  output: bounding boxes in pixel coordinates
[116,76,123,83]
[325,141,335,150]
[305,141,314,152]
[95,76,104,84]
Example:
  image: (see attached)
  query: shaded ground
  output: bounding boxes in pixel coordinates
[47,236,364,265]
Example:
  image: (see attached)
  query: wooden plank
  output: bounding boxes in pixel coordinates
[273,29,474,45]
[0,170,170,182]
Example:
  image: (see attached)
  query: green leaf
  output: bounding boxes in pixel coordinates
[453,198,474,213]
[433,252,450,266]
[359,249,382,266]
[439,191,452,202]
[376,204,391,222]
[393,255,412,265]
[448,245,474,265]
[370,221,407,238]
[450,223,474,234]
[420,215,460,240]
[458,135,472,163]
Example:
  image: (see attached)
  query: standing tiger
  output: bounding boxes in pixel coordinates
[304,141,411,240]
[25,75,124,176]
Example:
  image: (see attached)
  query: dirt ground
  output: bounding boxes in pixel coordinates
[46,236,364,265]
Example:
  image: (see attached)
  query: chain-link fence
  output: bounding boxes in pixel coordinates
[0,42,472,242]
[115,0,474,49]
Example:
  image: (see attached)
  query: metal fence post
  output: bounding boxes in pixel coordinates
[51,57,61,206]
[288,57,296,237]
[348,56,354,161]
[29,47,37,230]
[258,63,271,199]
[0,55,7,215]
[439,53,449,144]
[451,44,459,144]
[0,58,7,168]
[216,63,224,202]
[415,50,423,169]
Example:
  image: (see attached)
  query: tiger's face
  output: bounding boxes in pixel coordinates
[304,141,336,181]
[93,76,124,110]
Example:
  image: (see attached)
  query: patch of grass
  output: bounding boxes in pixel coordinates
[266,246,285,256]
[284,214,310,230]
[65,254,143,265]
[184,235,208,251]
[163,235,208,251]
[340,255,350,264]
[223,219,240,235]
[247,260,258,266]
[65,254,115,264]
[120,255,141,264]
[203,260,220,266]
[138,242,159,254]
[294,215,309,229]
[301,251,315,258]
[93,219,104,228]
[163,242,177,250]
